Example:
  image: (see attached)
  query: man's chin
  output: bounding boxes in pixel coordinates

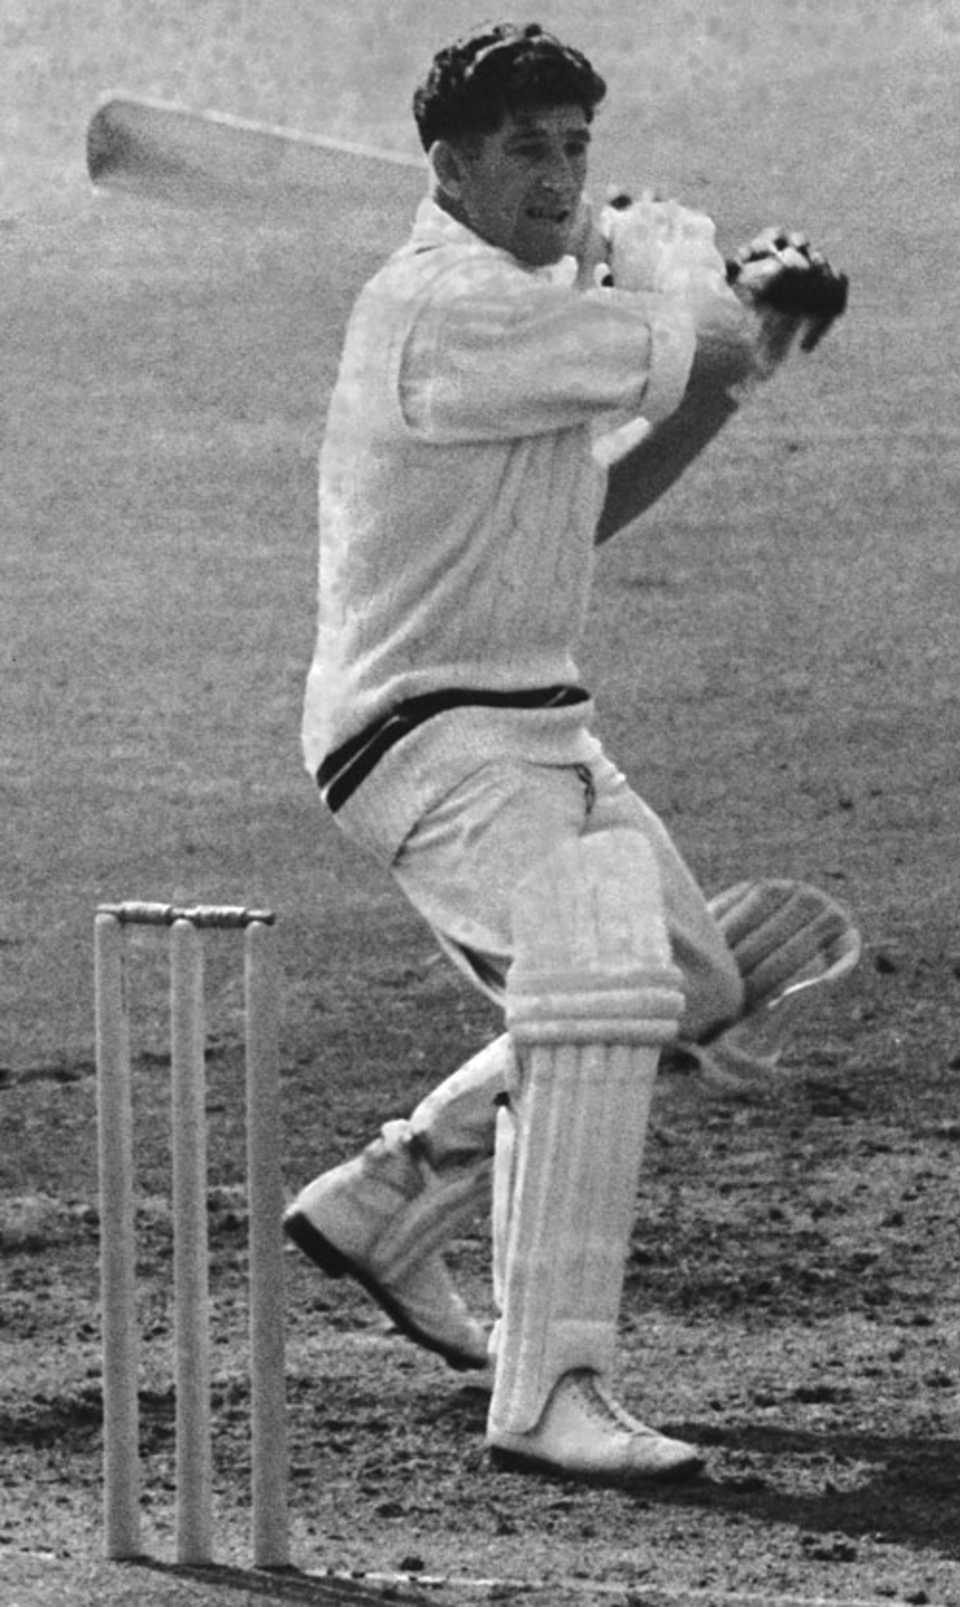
[517,222,575,267]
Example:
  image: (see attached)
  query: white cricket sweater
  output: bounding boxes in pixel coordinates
[301,197,698,858]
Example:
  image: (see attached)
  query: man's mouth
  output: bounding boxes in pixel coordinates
[527,206,571,224]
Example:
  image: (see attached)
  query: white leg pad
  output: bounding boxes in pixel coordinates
[682,879,862,1086]
[489,831,684,1436]
[492,1101,516,1317]
[369,1139,492,1285]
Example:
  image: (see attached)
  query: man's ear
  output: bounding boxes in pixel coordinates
[429,139,468,202]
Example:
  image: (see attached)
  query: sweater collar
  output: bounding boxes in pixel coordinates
[409,195,578,286]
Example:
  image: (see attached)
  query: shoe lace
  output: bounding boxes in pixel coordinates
[569,1371,648,1435]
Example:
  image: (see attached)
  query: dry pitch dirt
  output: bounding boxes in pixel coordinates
[3,9,960,1606]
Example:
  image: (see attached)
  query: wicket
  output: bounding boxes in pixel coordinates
[94,901,288,1568]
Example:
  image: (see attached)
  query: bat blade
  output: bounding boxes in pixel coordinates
[86,93,426,220]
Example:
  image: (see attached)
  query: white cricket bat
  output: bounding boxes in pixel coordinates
[84,94,744,540]
[86,94,426,218]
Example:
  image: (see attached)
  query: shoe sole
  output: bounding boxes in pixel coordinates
[283,1208,488,1374]
[487,1443,705,1486]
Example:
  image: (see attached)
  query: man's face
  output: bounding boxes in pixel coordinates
[448,102,592,267]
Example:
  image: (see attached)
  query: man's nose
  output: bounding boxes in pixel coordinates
[540,149,576,191]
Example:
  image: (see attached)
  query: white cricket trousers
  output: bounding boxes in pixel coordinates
[390,752,744,1169]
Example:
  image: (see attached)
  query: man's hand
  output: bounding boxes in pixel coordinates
[726,227,849,352]
[568,196,614,291]
[601,190,730,316]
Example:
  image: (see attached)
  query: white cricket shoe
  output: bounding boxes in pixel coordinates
[487,1369,704,1484]
[283,1121,490,1372]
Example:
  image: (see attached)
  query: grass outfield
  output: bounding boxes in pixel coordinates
[5,3,958,1079]
[4,9,959,1070]
[2,5,960,1602]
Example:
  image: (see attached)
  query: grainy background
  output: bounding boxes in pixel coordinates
[2,4,960,1603]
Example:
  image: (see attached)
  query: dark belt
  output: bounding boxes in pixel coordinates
[317,684,590,814]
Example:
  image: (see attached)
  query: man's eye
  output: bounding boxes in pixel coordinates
[508,138,588,162]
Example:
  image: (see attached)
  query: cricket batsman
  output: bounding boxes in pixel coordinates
[285,21,858,1483]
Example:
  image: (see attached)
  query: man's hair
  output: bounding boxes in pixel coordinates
[412,21,606,152]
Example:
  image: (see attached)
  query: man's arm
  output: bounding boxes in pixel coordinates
[596,299,756,544]
[397,264,697,444]
[592,203,848,544]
